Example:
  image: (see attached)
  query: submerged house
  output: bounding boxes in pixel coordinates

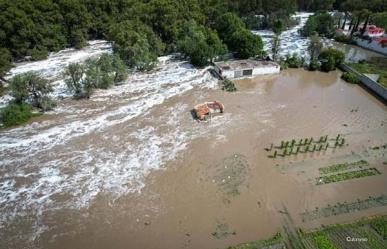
[214,59,280,79]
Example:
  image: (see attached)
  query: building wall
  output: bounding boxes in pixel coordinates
[354,38,387,55]
[222,70,235,79]
[215,64,280,79]
[253,66,280,76]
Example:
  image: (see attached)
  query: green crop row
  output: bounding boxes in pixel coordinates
[316,168,380,185]
[312,233,339,249]
[319,160,369,174]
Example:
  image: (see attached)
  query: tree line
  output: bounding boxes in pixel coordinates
[1,0,351,79]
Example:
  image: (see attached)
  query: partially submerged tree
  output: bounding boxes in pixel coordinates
[64,53,128,98]
[64,63,92,99]
[9,72,54,110]
[272,35,281,61]
[308,33,323,60]
[85,53,127,89]
[319,48,345,72]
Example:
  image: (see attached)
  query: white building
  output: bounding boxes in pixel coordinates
[214,59,280,79]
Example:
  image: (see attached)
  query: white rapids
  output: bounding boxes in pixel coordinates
[0,42,224,241]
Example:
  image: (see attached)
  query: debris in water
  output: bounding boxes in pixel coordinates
[192,101,224,121]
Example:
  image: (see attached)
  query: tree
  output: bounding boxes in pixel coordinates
[109,20,165,70]
[230,29,263,59]
[85,53,127,89]
[372,12,387,30]
[301,12,335,37]
[9,72,54,110]
[308,33,323,60]
[178,20,226,67]
[319,48,345,72]
[272,35,281,61]
[215,12,263,59]
[64,63,93,99]
[215,12,246,43]
[0,48,12,80]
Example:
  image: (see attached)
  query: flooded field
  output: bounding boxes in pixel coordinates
[1,64,386,248]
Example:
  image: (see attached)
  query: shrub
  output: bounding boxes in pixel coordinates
[334,35,351,43]
[319,48,345,72]
[371,217,387,239]
[64,63,93,99]
[29,48,49,61]
[65,53,128,98]
[0,103,37,128]
[301,12,335,37]
[285,53,304,68]
[308,59,320,71]
[9,72,54,110]
[222,79,237,92]
[341,72,359,84]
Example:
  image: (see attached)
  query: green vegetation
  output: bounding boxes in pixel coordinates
[319,160,369,174]
[1,72,54,128]
[316,168,380,185]
[301,12,335,37]
[108,20,164,70]
[0,48,12,79]
[301,195,387,222]
[215,13,264,59]
[223,215,387,249]
[319,49,345,72]
[2,0,293,70]
[226,233,283,249]
[312,233,338,249]
[347,58,387,88]
[266,135,345,158]
[64,53,128,98]
[308,34,323,70]
[221,79,237,92]
[334,35,352,44]
[371,216,387,239]
[0,103,40,128]
[341,72,359,84]
[64,63,93,99]
[284,53,305,68]
[178,20,226,67]
[372,12,387,30]
[9,72,54,111]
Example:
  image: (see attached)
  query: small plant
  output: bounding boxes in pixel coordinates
[341,72,359,84]
[285,53,304,68]
[222,79,237,92]
[308,58,320,71]
[0,103,40,128]
[334,35,352,44]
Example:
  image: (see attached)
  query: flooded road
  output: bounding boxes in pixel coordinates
[1,65,387,248]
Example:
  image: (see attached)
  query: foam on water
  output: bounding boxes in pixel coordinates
[252,12,314,59]
[0,44,221,241]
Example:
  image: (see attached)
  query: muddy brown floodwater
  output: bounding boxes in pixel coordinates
[2,68,387,249]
